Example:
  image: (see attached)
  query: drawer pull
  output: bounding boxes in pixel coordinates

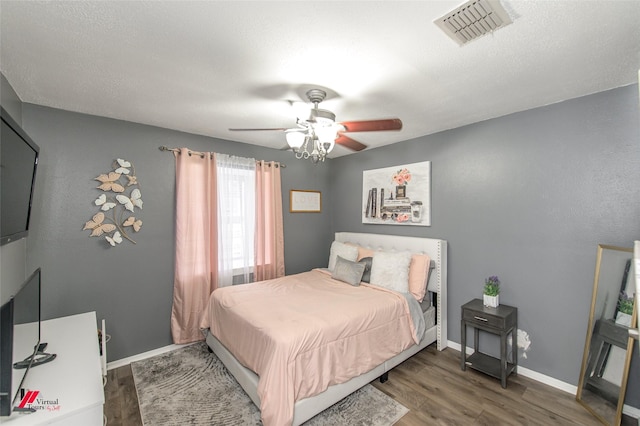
[474,316,488,322]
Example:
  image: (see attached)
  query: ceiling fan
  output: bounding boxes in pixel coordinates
[229,89,402,163]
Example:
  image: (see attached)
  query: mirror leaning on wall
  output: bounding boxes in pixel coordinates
[576,244,637,426]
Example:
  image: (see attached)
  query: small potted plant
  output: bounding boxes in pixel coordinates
[616,292,634,327]
[483,276,500,308]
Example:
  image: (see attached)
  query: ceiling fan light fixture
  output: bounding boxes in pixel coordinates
[285,129,305,149]
[310,148,321,164]
[231,87,400,163]
[315,125,339,147]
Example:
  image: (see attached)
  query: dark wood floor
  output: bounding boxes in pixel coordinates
[104,345,628,425]
[104,362,143,426]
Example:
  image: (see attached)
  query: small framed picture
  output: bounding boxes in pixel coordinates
[290,190,321,213]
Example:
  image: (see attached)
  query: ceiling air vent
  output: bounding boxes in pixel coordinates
[434,0,513,46]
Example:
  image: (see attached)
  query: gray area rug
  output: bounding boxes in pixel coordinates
[132,342,408,425]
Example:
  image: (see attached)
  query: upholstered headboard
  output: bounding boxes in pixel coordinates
[334,232,448,350]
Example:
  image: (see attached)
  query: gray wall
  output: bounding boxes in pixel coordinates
[19,103,332,361]
[330,84,640,402]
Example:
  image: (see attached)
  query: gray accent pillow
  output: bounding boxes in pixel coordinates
[358,257,373,283]
[332,256,366,286]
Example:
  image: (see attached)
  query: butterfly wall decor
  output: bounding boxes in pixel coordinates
[83,158,143,247]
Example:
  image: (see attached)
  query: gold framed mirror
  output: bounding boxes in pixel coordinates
[577,244,637,425]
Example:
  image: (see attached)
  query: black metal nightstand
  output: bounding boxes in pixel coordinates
[461,298,518,388]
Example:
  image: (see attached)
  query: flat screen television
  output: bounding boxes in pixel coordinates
[0,268,53,417]
[1,106,40,246]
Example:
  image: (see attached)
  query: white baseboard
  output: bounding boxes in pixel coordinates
[623,404,640,420]
[106,342,196,370]
[448,341,639,419]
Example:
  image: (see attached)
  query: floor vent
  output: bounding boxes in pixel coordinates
[434,0,513,46]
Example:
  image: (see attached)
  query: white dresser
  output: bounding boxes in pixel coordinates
[1,312,104,425]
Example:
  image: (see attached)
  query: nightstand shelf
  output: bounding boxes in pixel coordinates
[461,298,518,388]
[465,351,516,380]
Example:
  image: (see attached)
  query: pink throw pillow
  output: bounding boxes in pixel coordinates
[409,254,431,302]
[357,246,375,261]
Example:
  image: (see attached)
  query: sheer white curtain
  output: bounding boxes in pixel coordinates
[216,154,256,287]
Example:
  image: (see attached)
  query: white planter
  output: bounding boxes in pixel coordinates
[615,311,632,327]
[483,294,499,308]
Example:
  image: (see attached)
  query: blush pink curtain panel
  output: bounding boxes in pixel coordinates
[255,161,285,281]
[171,150,285,344]
[171,149,218,344]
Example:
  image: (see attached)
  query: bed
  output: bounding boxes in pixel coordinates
[201,232,448,425]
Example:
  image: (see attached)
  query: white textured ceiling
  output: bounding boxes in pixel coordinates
[1,1,639,157]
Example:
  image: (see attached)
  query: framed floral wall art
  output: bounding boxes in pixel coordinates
[362,161,431,226]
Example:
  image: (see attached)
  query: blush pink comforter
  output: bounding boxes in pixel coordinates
[200,269,420,426]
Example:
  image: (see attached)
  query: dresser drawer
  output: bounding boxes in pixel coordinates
[463,309,506,329]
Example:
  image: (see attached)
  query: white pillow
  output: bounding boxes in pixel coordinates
[369,251,412,294]
[328,241,359,271]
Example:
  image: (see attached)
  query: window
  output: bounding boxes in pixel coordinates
[216,155,255,285]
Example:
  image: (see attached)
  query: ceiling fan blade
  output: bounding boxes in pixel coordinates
[338,119,402,132]
[229,127,288,131]
[335,134,367,151]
